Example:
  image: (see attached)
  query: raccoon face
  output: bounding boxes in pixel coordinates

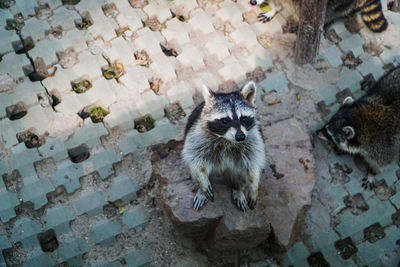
[324,96,360,154]
[202,81,257,143]
[249,0,266,6]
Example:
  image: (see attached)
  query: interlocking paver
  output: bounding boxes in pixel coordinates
[336,67,363,92]
[53,160,85,193]
[320,45,343,68]
[176,44,204,71]
[49,6,81,30]
[0,235,11,266]
[357,55,384,80]
[9,0,37,17]
[283,242,309,267]
[136,91,169,119]
[218,57,248,83]
[89,219,121,247]
[72,191,107,217]
[58,236,89,266]
[104,37,136,67]
[119,65,150,95]
[122,207,148,229]
[7,80,44,107]
[188,8,215,34]
[0,53,32,79]
[161,18,190,47]
[230,24,259,48]
[0,28,20,54]
[42,65,75,94]
[107,175,139,204]
[339,34,364,57]
[29,39,60,67]
[20,17,51,42]
[216,0,244,27]
[65,119,108,149]
[103,100,140,131]
[7,143,41,177]
[316,84,339,105]
[150,53,177,83]
[259,71,289,96]
[58,29,90,52]
[80,147,120,179]
[204,33,231,61]
[124,249,153,267]
[11,217,42,249]
[143,0,171,23]
[21,176,54,210]
[134,27,166,57]
[239,45,273,71]
[20,105,56,135]
[166,81,194,109]
[380,46,400,66]
[88,15,117,41]
[38,137,69,162]
[23,247,55,267]
[0,188,19,223]
[116,7,145,32]
[43,205,74,235]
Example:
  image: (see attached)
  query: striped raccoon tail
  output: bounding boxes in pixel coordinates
[360,0,388,32]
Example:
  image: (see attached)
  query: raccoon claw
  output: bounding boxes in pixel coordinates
[204,185,214,202]
[361,177,375,190]
[248,198,256,210]
[232,190,247,212]
[257,12,273,23]
[193,190,208,210]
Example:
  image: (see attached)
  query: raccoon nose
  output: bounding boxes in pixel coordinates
[249,0,257,5]
[235,132,246,142]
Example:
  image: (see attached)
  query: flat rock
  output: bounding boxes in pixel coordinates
[261,118,315,248]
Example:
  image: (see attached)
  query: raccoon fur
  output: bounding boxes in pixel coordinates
[323,66,400,189]
[182,81,266,211]
[250,0,388,33]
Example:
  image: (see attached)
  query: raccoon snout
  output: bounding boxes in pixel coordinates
[235,131,246,142]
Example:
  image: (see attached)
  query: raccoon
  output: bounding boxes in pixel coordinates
[250,0,388,33]
[323,66,400,189]
[182,81,266,211]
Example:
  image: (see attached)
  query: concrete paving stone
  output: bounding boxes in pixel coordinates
[0,188,19,223]
[103,100,140,131]
[119,66,150,95]
[9,0,37,17]
[29,39,60,67]
[122,206,149,229]
[80,147,120,179]
[230,23,259,48]
[135,118,178,150]
[20,105,56,135]
[0,9,13,27]
[49,6,81,30]
[316,84,339,105]
[42,65,75,94]
[134,27,166,57]
[216,0,244,27]
[0,28,20,54]
[107,175,139,204]
[336,196,396,242]
[191,71,222,93]
[239,45,274,71]
[150,53,178,83]
[188,8,215,34]
[204,33,231,61]
[58,29,90,53]
[75,0,104,18]
[169,0,198,16]
[37,0,62,9]
[0,235,11,265]
[218,57,248,84]
[21,176,55,210]
[380,46,400,67]
[259,71,289,96]
[0,93,11,118]
[65,119,108,149]
[176,44,204,71]
[124,248,153,267]
[8,80,44,107]
[336,67,363,92]
[283,241,310,267]
[89,260,122,267]
[0,161,6,177]
[81,78,118,108]
[375,163,398,187]
[72,190,107,217]
[58,236,89,266]
[53,160,85,193]
[331,21,350,37]
[104,37,136,67]
[20,17,51,42]
[0,119,24,148]
[73,50,107,79]
[23,247,55,267]
[166,80,194,109]
[88,16,117,41]
[116,8,145,32]
[136,90,169,119]
[38,137,69,162]
[11,217,42,249]
[89,219,121,247]
[339,34,364,57]
[389,181,400,208]
[161,18,191,47]
[355,235,397,266]
[43,205,74,236]
[251,13,284,36]
[55,91,87,115]
[343,173,375,199]
[330,184,348,212]
[357,55,384,80]
[0,53,31,79]
[319,45,343,68]
[7,142,41,177]
[118,130,141,156]
[143,0,172,23]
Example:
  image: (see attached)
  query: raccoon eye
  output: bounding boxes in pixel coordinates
[221,117,230,124]
[240,116,249,124]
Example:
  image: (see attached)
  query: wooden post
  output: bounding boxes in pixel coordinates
[294,0,328,65]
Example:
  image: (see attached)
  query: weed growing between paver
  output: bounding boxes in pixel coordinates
[102,62,125,81]
[134,50,152,67]
[164,102,186,122]
[75,12,93,30]
[16,128,45,148]
[5,14,24,31]
[89,106,109,123]
[72,79,92,94]
[135,116,155,133]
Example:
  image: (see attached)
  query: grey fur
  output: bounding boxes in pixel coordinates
[182,81,266,211]
[324,66,400,190]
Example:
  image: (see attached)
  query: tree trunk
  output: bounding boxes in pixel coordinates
[294,0,328,65]
[393,0,400,12]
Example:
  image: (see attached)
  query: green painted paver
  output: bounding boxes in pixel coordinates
[122,207,149,229]
[89,219,121,247]
[11,217,42,249]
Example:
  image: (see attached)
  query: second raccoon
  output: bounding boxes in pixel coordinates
[250,0,388,33]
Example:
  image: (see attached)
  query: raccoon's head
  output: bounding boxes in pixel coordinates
[324,96,361,154]
[201,81,257,143]
[249,0,266,6]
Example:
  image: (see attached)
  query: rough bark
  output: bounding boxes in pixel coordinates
[393,0,400,12]
[294,0,328,65]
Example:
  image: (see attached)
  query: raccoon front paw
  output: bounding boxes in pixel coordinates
[257,11,275,23]
[362,176,376,190]
[232,190,247,212]
[193,189,208,210]
[200,184,214,202]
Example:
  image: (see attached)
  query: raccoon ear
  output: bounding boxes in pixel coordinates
[343,96,354,106]
[343,126,355,139]
[241,81,256,106]
[202,85,214,106]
